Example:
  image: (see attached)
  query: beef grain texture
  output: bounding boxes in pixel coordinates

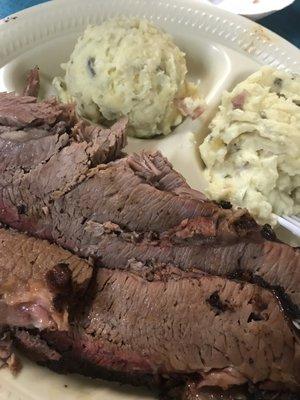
[0,92,298,312]
[15,265,300,393]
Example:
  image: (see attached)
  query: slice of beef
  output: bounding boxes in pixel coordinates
[50,155,242,233]
[0,124,69,175]
[0,136,258,240]
[14,330,61,364]
[76,226,300,314]
[0,93,75,129]
[0,112,127,231]
[127,152,207,201]
[23,67,40,98]
[0,117,127,187]
[73,118,128,166]
[18,265,299,392]
[0,71,126,173]
[0,228,92,331]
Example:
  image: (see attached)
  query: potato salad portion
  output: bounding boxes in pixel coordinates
[54,17,204,138]
[200,67,300,225]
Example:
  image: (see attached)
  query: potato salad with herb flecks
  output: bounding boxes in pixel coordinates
[200,67,300,226]
[53,17,204,138]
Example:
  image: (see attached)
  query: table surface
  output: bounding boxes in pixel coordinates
[0,0,299,48]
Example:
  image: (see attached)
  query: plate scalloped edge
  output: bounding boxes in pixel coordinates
[0,0,299,73]
[0,1,299,400]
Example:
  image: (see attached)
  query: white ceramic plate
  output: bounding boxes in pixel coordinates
[207,0,295,20]
[0,0,299,399]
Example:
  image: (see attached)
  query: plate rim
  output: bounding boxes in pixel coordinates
[0,0,299,73]
[0,1,299,399]
[213,0,295,17]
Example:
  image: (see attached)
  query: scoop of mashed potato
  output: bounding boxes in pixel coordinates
[200,67,300,225]
[53,17,204,138]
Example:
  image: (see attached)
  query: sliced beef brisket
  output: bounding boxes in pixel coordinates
[16,264,299,392]
[78,218,299,313]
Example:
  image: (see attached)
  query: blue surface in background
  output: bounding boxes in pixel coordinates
[0,0,49,18]
[0,0,299,48]
[260,0,300,48]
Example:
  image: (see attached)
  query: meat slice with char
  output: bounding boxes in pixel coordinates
[79,223,300,315]
[15,263,300,393]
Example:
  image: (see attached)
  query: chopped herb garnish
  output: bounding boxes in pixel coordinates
[259,111,267,119]
[87,57,96,77]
